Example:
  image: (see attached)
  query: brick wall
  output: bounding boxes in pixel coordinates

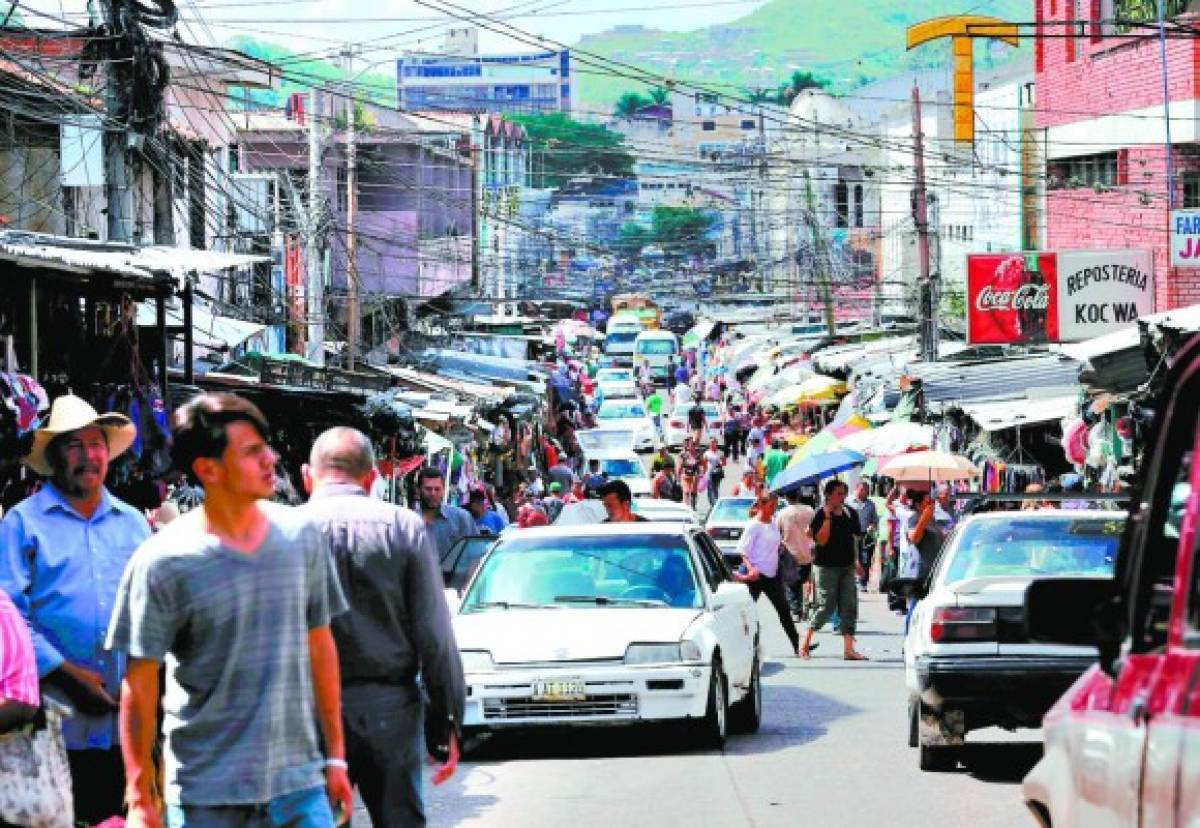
[1035,0,1200,309]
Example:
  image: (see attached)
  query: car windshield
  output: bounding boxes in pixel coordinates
[702,404,721,418]
[599,403,646,419]
[637,339,677,355]
[462,534,702,610]
[707,498,755,523]
[597,369,633,383]
[443,537,497,590]
[602,458,647,478]
[941,517,1123,583]
[607,331,638,345]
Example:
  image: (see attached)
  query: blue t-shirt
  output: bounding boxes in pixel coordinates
[475,511,505,535]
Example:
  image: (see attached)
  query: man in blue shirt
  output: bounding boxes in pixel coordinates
[0,394,149,825]
[467,489,505,535]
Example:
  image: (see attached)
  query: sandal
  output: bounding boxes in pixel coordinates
[843,651,869,661]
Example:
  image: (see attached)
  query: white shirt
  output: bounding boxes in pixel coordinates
[736,519,782,578]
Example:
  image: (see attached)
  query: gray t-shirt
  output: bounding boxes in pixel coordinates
[106,504,348,806]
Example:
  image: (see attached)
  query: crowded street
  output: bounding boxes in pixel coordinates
[5,2,1200,828]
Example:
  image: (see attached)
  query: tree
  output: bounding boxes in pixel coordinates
[652,205,717,257]
[746,88,773,104]
[614,91,652,117]
[510,113,637,189]
[648,85,671,106]
[772,70,828,105]
[615,222,653,258]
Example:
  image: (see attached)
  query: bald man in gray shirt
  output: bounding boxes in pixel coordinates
[302,428,464,828]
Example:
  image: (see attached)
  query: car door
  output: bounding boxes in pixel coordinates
[1140,413,1200,827]
[691,531,753,684]
[1071,361,1200,828]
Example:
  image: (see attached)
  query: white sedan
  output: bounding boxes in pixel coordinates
[449,523,763,748]
[595,400,657,451]
[664,401,725,449]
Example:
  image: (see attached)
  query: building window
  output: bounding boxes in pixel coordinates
[741,119,756,130]
[1184,172,1200,208]
[1049,151,1119,188]
[701,121,716,132]
[853,184,864,228]
[1114,0,1190,32]
[834,181,849,228]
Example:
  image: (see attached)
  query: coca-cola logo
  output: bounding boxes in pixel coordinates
[974,284,1050,312]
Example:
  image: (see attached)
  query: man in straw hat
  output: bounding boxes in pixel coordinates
[0,393,150,824]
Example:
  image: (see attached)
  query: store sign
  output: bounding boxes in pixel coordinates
[1170,209,1200,267]
[966,249,1153,344]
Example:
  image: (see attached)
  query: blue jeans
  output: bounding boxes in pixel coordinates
[166,786,334,828]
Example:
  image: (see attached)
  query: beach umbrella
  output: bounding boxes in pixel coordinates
[839,421,933,457]
[880,450,980,483]
[788,415,872,465]
[770,449,867,495]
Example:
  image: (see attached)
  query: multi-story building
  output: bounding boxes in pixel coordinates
[397,27,572,115]
[1036,0,1200,311]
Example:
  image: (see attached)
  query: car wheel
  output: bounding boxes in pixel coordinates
[908,696,919,748]
[729,654,762,734]
[919,743,959,772]
[698,657,728,750]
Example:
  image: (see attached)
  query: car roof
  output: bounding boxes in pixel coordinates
[961,509,1127,523]
[498,522,700,539]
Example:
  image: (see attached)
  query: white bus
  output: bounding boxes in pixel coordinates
[633,330,680,379]
[605,315,644,364]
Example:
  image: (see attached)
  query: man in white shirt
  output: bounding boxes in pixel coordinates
[732,493,801,654]
[776,490,816,618]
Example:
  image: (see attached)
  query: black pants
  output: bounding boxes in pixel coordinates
[68,746,126,825]
[343,684,426,828]
[749,573,800,651]
[734,430,748,460]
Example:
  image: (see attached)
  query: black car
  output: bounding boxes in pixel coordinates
[664,310,695,335]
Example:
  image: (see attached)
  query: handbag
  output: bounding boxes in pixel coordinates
[0,698,74,828]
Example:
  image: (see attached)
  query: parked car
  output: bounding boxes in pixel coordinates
[595,400,657,452]
[704,496,757,567]
[1022,334,1200,828]
[441,535,499,594]
[901,510,1124,771]
[664,401,725,449]
[448,523,763,747]
[633,498,700,526]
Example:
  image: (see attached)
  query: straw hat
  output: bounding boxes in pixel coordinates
[23,394,137,476]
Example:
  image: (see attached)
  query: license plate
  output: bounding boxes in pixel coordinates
[531,677,586,701]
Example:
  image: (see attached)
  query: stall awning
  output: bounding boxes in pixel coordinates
[0,231,270,289]
[958,394,1079,432]
[137,301,267,351]
[1059,303,1200,393]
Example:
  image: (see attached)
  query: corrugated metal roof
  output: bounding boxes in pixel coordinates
[957,394,1079,432]
[1056,304,1200,393]
[908,354,1082,408]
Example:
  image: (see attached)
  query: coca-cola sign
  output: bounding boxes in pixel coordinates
[966,250,1154,344]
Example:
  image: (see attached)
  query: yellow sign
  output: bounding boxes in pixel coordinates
[906,16,1019,144]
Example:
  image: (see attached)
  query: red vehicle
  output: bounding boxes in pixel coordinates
[1022,334,1200,827]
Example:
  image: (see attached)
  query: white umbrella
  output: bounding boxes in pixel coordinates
[839,421,934,457]
[880,450,980,483]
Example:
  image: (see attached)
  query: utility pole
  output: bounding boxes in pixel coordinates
[804,173,836,336]
[306,88,326,366]
[911,84,938,362]
[342,46,361,370]
[100,0,132,242]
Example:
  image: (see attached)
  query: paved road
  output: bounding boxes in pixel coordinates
[403,449,1044,828]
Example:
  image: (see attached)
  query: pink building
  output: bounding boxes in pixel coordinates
[1036,0,1200,311]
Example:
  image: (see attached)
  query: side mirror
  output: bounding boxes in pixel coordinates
[888,577,927,602]
[712,581,747,610]
[1025,577,1117,649]
[443,588,462,615]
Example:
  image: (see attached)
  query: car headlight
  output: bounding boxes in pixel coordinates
[459,650,496,672]
[624,641,702,665]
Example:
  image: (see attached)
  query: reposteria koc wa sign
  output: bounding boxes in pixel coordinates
[966,250,1154,344]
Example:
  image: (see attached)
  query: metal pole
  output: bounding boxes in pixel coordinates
[1157,0,1176,211]
[912,84,936,362]
[804,174,836,336]
[343,46,360,370]
[28,277,37,378]
[182,281,194,385]
[306,89,326,365]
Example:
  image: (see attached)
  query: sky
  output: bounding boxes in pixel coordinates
[21,0,771,55]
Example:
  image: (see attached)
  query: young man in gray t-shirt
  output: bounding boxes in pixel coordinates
[106,393,352,827]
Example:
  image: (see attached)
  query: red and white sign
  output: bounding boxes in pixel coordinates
[966,250,1153,344]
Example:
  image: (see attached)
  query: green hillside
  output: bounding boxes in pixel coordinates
[574,0,1030,112]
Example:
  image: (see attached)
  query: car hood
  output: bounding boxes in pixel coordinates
[454,607,702,663]
[598,416,651,431]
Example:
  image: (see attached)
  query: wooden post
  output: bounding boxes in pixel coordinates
[28,276,37,378]
[156,294,169,395]
[182,281,194,385]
